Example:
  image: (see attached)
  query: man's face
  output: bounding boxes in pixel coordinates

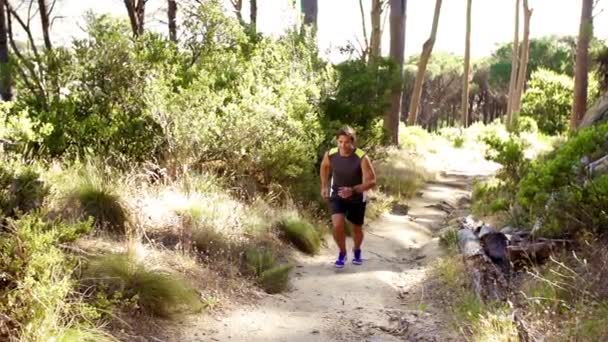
[337,135,354,154]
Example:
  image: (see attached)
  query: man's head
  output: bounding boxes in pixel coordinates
[336,125,356,154]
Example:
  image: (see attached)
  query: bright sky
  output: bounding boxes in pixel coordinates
[18,0,608,63]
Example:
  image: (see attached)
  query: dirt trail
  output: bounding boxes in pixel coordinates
[181,147,498,342]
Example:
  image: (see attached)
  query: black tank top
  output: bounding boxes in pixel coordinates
[328,147,366,201]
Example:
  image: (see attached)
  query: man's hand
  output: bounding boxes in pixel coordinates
[338,186,354,199]
[321,187,329,199]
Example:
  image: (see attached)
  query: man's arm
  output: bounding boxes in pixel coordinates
[320,152,331,198]
[353,155,377,193]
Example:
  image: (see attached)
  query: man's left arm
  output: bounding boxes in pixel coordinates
[353,155,377,193]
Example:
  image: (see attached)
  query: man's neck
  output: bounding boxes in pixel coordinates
[339,148,354,156]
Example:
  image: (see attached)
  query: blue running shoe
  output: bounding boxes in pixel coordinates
[352,249,363,265]
[335,251,347,268]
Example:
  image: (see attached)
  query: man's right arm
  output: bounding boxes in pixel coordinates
[320,152,331,198]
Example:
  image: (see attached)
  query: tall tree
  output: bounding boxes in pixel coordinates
[461,0,472,127]
[250,0,257,33]
[168,0,177,42]
[386,0,407,145]
[511,0,532,124]
[369,0,382,65]
[358,0,369,61]
[124,0,146,36]
[407,0,442,125]
[506,0,520,126]
[301,0,318,28]
[230,0,243,23]
[571,0,593,130]
[37,0,51,49]
[0,0,10,101]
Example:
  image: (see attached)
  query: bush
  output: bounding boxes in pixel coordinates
[520,69,573,135]
[483,134,530,187]
[0,215,98,341]
[321,58,400,148]
[276,218,321,255]
[62,167,128,235]
[243,247,292,293]
[517,123,608,235]
[260,264,294,294]
[83,253,202,318]
[0,161,49,218]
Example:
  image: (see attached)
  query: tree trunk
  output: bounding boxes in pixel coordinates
[0,0,10,101]
[511,0,532,123]
[168,0,177,42]
[369,0,382,65]
[407,0,442,125]
[301,0,318,28]
[386,0,407,145]
[37,0,51,49]
[461,0,472,127]
[506,0,520,128]
[230,0,243,23]
[358,0,369,61]
[571,0,593,130]
[124,0,145,36]
[250,0,257,33]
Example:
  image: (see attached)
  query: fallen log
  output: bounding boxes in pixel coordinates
[479,225,510,275]
[507,241,554,269]
[458,228,508,302]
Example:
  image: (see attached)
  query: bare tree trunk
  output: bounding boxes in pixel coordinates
[358,0,369,61]
[168,0,177,42]
[369,0,382,65]
[386,0,407,145]
[124,0,145,36]
[571,0,593,130]
[511,0,532,123]
[37,0,51,49]
[506,0,520,127]
[408,0,442,125]
[230,0,243,23]
[461,0,472,127]
[250,0,257,33]
[301,0,318,28]
[0,0,10,101]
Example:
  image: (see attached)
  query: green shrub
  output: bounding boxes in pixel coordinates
[276,218,321,255]
[62,168,128,235]
[517,123,608,235]
[483,134,530,186]
[0,161,49,218]
[243,247,292,293]
[83,253,202,318]
[260,264,294,294]
[0,215,98,341]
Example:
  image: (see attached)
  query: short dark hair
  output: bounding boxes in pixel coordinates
[336,125,356,144]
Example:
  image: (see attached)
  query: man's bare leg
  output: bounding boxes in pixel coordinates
[331,214,347,253]
[353,224,364,250]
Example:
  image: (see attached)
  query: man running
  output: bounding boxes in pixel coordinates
[320,126,377,268]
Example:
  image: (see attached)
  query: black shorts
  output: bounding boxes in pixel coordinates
[329,197,367,225]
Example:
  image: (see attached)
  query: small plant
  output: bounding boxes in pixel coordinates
[83,253,202,318]
[243,247,292,293]
[276,218,321,255]
[260,264,294,294]
[57,164,128,235]
[0,162,49,218]
[0,215,100,342]
[438,227,459,252]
